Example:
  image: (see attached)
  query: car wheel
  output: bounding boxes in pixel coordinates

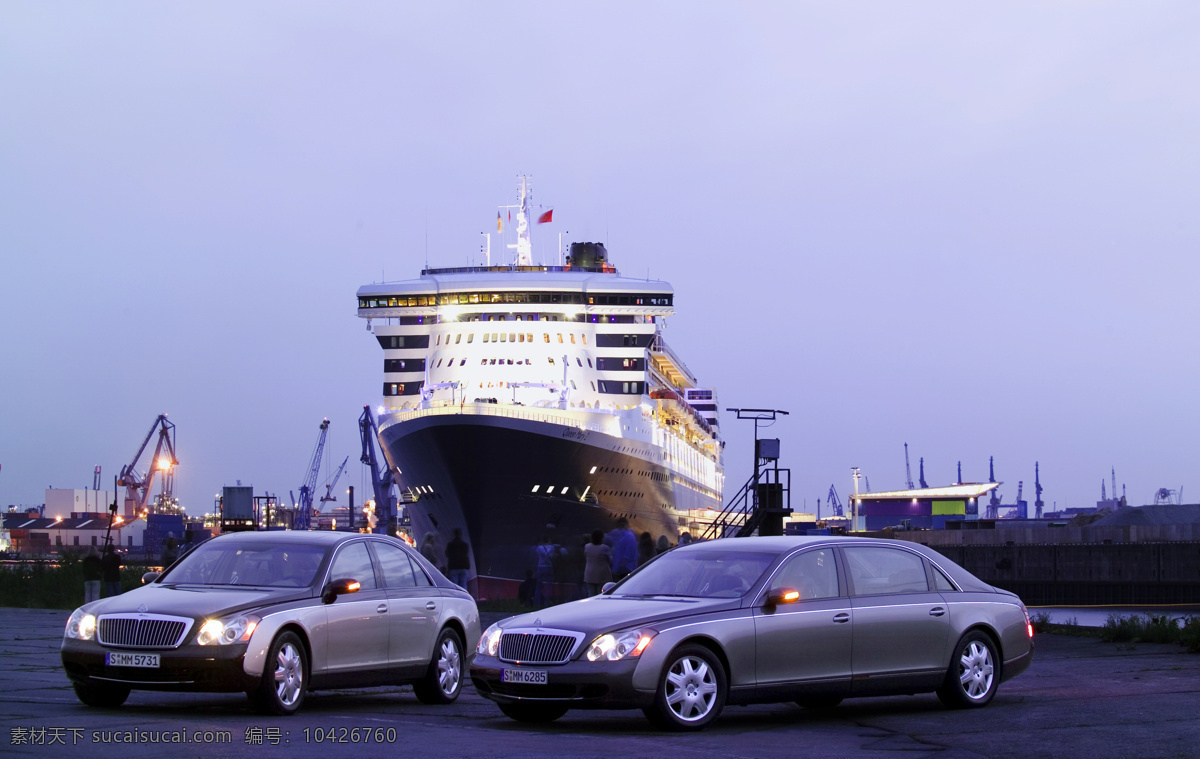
[72,681,130,708]
[645,644,727,731]
[937,630,1000,709]
[413,628,464,705]
[498,701,569,723]
[796,695,843,710]
[254,631,308,715]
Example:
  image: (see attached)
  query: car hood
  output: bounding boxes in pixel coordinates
[83,583,313,620]
[498,595,741,637]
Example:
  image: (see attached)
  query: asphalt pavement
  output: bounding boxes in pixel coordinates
[3,607,1199,758]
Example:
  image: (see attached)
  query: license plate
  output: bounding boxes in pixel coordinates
[501,668,547,684]
[106,652,160,668]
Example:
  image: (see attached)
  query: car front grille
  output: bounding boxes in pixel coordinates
[97,614,193,649]
[498,630,582,664]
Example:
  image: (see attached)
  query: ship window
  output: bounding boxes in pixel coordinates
[500,333,507,343]
[460,359,466,366]
[455,334,462,344]
[591,381,596,391]
[518,333,525,343]
[548,357,555,365]
[467,334,474,343]
[437,359,444,367]
[544,333,550,342]
[509,333,516,342]
[561,487,568,495]
[590,466,597,474]
[587,358,593,368]
[527,333,533,343]
[482,333,490,343]
[557,334,564,343]
[570,334,576,344]
[492,333,499,342]
[576,358,583,366]
[532,486,540,493]
[570,380,577,389]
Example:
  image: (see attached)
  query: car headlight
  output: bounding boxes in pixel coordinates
[478,622,503,657]
[196,613,260,646]
[65,608,96,641]
[586,628,655,662]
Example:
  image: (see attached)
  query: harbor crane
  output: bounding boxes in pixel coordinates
[1034,462,1045,519]
[293,418,329,530]
[360,406,398,535]
[904,443,915,490]
[117,414,177,517]
[319,456,349,506]
[918,457,928,489]
[826,484,845,517]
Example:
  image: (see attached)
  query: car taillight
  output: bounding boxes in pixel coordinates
[1024,607,1033,638]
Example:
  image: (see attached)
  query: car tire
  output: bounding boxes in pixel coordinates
[72,681,130,708]
[498,701,569,723]
[937,630,1000,709]
[796,695,843,710]
[412,628,464,705]
[644,643,727,731]
[254,631,308,715]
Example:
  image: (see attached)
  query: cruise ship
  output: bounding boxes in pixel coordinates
[356,179,724,596]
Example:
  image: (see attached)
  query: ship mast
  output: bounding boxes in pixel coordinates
[514,175,533,265]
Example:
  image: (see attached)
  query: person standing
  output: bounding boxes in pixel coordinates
[101,544,122,598]
[533,536,564,607]
[606,518,637,581]
[160,536,179,568]
[445,528,471,591]
[583,529,612,596]
[637,531,656,566]
[420,532,446,575]
[81,548,102,604]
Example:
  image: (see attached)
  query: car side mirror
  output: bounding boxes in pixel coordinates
[321,578,361,604]
[764,588,801,608]
[141,571,160,584]
[601,582,616,595]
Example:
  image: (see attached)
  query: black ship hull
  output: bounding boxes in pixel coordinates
[377,411,719,597]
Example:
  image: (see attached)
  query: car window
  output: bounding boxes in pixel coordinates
[328,542,378,590]
[931,564,958,591]
[769,548,839,600]
[613,551,775,599]
[165,542,326,587]
[843,546,929,596]
[375,542,418,588]
[409,555,433,586]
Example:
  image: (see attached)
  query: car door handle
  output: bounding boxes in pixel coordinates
[929,607,946,617]
[425,601,437,611]
[377,604,389,614]
[833,612,850,624]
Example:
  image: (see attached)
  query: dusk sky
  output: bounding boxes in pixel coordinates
[2,3,1196,519]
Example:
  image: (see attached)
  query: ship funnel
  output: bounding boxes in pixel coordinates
[567,242,607,268]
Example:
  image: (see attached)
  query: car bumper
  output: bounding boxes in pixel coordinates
[1001,640,1034,683]
[470,654,655,710]
[61,639,260,693]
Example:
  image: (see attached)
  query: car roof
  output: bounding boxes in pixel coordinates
[205,530,393,547]
[678,535,904,554]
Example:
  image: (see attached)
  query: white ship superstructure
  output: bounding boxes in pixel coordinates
[356,180,724,593]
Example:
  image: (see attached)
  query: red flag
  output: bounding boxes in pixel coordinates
[537,209,553,224]
[507,210,511,222]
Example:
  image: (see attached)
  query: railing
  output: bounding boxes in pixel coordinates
[420,264,617,276]
[699,468,791,540]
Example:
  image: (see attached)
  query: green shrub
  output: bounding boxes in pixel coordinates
[1180,617,1200,654]
[1101,613,1183,645]
[0,555,144,610]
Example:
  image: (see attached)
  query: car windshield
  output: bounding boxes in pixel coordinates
[612,550,776,599]
[163,542,327,588]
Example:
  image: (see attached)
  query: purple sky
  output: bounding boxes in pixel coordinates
[2,4,1197,518]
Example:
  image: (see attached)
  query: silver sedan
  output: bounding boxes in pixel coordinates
[62,530,480,714]
[470,536,1033,730]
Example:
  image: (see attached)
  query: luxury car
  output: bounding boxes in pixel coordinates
[61,530,480,715]
[471,536,1033,730]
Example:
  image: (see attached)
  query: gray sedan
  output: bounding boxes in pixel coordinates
[470,536,1033,730]
[62,530,480,714]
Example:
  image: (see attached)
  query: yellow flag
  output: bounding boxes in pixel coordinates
[497,212,503,232]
